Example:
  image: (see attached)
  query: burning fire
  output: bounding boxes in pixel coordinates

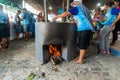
[49,44,61,57]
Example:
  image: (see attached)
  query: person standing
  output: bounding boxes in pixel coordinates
[0,5,10,50]
[93,8,103,40]
[15,10,21,39]
[53,0,94,64]
[99,1,116,54]
[37,12,43,22]
[110,0,120,46]
[22,8,31,40]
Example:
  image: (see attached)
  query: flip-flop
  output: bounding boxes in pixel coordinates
[74,60,85,64]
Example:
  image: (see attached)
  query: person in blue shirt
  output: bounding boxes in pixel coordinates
[110,0,120,46]
[22,8,32,40]
[99,1,117,54]
[53,0,94,64]
[0,5,10,50]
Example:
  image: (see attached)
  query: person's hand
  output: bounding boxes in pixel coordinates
[52,17,57,22]
[111,22,115,27]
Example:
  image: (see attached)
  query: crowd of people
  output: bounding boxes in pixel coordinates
[92,0,120,54]
[1,0,120,64]
[0,6,44,51]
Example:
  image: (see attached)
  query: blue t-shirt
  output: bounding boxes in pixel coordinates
[0,11,9,24]
[22,11,31,24]
[102,8,116,26]
[31,16,36,23]
[68,5,94,31]
[111,8,120,15]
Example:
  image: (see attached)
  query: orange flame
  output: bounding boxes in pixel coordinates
[49,45,61,57]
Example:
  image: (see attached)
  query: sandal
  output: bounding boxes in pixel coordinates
[74,60,85,64]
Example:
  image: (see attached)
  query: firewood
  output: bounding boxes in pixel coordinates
[50,57,56,65]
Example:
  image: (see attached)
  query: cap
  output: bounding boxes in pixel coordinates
[71,0,82,4]
[71,0,82,6]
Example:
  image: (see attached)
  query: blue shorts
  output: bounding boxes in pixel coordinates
[23,24,31,32]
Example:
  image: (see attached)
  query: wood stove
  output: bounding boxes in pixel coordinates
[35,22,78,64]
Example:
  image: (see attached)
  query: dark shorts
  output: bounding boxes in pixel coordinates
[0,24,3,39]
[23,24,31,32]
[0,23,10,39]
[77,30,92,49]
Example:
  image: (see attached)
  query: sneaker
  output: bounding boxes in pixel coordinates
[100,50,106,54]
[106,51,111,55]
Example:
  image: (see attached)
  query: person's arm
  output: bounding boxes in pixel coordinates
[111,13,120,27]
[53,12,71,21]
[53,7,78,21]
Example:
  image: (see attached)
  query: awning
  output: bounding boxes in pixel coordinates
[0,0,19,13]
[0,0,19,8]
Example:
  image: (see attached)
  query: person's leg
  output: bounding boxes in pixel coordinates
[105,33,109,51]
[27,32,30,40]
[5,24,10,49]
[5,37,10,49]
[105,27,114,54]
[1,38,5,50]
[111,21,120,45]
[25,32,29,40]
[27,24,31,39]
[111,27,118,45]
[17,25,21,39]
[15,24,19,39]
[30,23,33,38]
[24,24,29,40]
[95,31,99,40]
[75,49,86,64]
[105,31,111,54]
[95,22,100,40]
[21,25,24,39]
[99,27,107,51]
[1,24,9,50]
[75,30,91,64]
[31,23,35,38]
